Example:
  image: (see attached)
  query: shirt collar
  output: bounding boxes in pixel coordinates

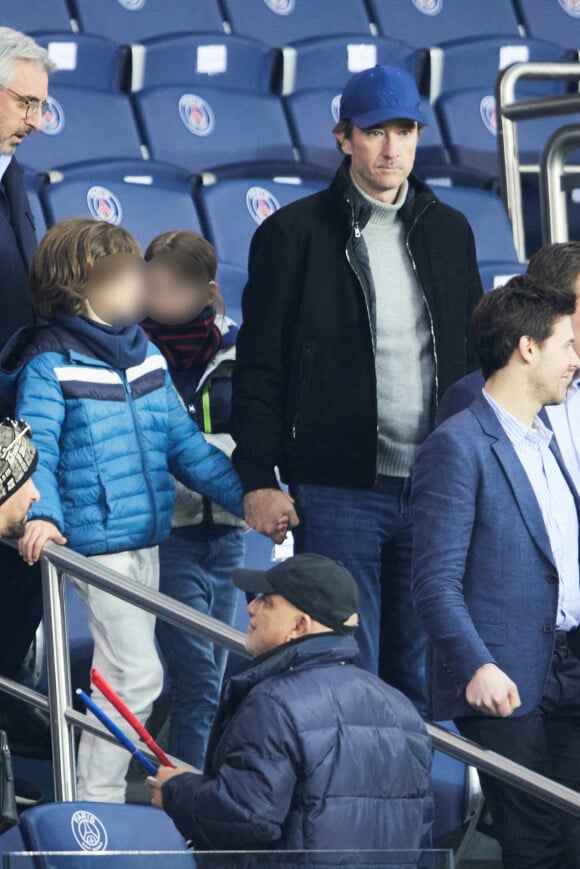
[483,389,553,449]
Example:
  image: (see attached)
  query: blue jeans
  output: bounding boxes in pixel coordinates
[157,525,245,768]
[292,476,427,715]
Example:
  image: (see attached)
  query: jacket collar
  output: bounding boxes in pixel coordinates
[469,392,580,568]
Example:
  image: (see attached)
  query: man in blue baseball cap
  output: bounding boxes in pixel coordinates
[231,64,483,714]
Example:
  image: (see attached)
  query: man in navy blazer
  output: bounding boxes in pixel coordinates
[412,277,580,868]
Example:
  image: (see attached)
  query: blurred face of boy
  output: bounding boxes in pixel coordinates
[144,261,218,326]
[337,119,419,204]
[0,478,40,538]
[84,255,145,326]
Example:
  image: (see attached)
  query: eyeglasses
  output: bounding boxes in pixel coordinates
[3,87,49,120]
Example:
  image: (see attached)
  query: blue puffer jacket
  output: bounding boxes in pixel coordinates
[0,319,244,556]
[163,633,433,852]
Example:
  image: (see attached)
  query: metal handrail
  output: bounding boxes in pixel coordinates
[2,540,580,818]
[539,124,580,244]
[496,61,580,261]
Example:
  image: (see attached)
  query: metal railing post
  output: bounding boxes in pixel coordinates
[40,556,76,801]
[539,124,580,244]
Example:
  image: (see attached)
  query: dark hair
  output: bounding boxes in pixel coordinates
[472,274,577,380]
[527,242,580,296]
[144,230,225,315]
[30,218,140,319]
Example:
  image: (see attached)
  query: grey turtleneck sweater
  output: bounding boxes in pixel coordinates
[351,174,435,478]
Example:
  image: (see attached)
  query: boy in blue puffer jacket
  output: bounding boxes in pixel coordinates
[5,218,246,803]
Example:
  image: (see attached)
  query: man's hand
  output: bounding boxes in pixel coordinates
[244,489,300,545]
[465,662,521,717]
[150,766,188,810]
[18,520,67,566]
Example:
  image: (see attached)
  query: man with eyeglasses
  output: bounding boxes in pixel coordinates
[0,29,55,769]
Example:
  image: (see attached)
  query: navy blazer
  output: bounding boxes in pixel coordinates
[0,158,38,350]
[411,392,580,721]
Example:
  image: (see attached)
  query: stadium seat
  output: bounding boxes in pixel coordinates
[134,86,295,173]
[516,0,580,51]
[368,0,520,47]
[69,0,224,43]
[285,89,447,171]
[16,86,143,173]
[40,160,202,251]
[279,34,419,95]
[33,32,125,92]
[222,0,372,46]
[19,802,188,863]
[130,33,275,94]
[0,0,71,33]
[432,184,520,264]
[217,262,248,324]
[429,37,569,102]
[479,261,526,292]
[196,170,328,269]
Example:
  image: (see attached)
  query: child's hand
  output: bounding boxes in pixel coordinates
[18,520,67,565]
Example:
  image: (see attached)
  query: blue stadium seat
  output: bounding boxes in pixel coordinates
[70,0,224,43]
[368,0,520,47]
[0,0,71,33]
[285,89,447,171]
[217,262,248,324]
[432,184,520,264]
[222,0,372,46]
[16,86,143,173]
[479,261,526,292]
[196,170,328,269]
[280,34,419,94]
[134,86,295,173]
[40,160,202,251]
[429,37,568,101]
[431,722,483,853]
[130,33,275,94]
[33,32,125,92]
[19,802,187,863]
[516,0,580,50]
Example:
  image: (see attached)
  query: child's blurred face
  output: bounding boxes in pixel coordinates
[84,254,146,326]
[145,260,215,326]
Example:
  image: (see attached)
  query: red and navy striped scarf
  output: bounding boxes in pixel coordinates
[141,306,221,372]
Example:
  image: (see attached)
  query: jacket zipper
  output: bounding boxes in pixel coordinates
[122,375,159,545]
[405,201,439,409]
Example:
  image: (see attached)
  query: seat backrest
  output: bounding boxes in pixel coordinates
[222,0,372,46]
[16,86,143,172]
[368,0,520,47]
[134,86,295,173]
[131,33,275,94]
[217,262,248,324]
[516,0,580,50]
[34,33,124,92]
[197,172,328,268]
[280,34,418,94]
[70,0,224,43]
[285,88,447,171]
[0,0,71,32]
[478,261,526,292]
[41,160,202,251]
[432,184,519,262]
[19,802,188,857]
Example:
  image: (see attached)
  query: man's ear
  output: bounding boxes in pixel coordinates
[338,134,353,156]
[293,613,312,639]
[517,334,536,365]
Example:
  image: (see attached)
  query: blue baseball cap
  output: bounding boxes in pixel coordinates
[339,64,428,129]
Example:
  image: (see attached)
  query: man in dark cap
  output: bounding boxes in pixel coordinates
[151,554,432,853]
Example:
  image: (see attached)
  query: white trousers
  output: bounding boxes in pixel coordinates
[74,547,164,803]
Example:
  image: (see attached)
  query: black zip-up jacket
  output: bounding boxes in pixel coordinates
[231,159,483,492]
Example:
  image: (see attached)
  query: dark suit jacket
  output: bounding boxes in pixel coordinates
[0,158,38,350]
[411,393,580,721]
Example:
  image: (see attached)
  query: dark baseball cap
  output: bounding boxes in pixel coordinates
[340,64,428,129]
[233,554,359,635]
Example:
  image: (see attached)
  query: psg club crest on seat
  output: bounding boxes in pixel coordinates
[246,186,281,225]
[41,96,65,136]
[411,0,443,16]
[263,0,295,15]
[70,810,108,852]
[178,94,215,137]
[479,95,497,137]
[331,94,342,124]
[558,0,580,16]
[86,186,123,225]
[116,0,147,9]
